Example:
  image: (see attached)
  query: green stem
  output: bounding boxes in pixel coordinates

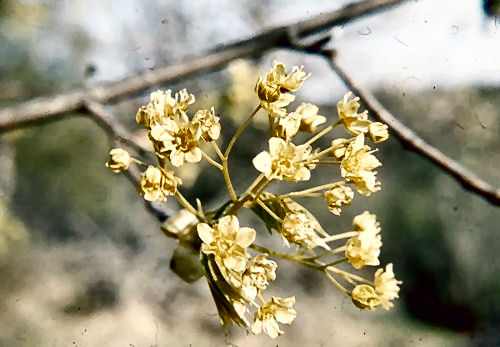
[224,174,268,215]
[224,105,261,158]
[304,122,336,146]
[222,105,261,202]
[249,244,320,270]
[175,191,202,220]
[327,267,372,285]
[321,257,348,269]
[131,158,149,167]
[255,198,283,222]
[323,231,357,243]
[279,182,339,198]
[210,141,225,162]
[324,271,349,294]
[201,150,223,170]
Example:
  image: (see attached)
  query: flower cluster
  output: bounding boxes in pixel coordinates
[198,215,287,332]
[139,166,181,202]
[255,61,309,118]
[105,60,401,339]
[106,88,222,203]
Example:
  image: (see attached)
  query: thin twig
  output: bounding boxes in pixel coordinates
[83,99,149,155]
[0,0,407,132]
[201,150,223,170]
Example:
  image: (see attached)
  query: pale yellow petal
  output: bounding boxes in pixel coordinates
[185,147,202,163]
[263,319,282,339]
[252,151,273,175]
[197,223,214,244]
[236,227,256,248]
[268,137,286,157]
[170,150,185,167]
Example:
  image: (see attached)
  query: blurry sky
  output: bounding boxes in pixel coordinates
[2,0,499,103]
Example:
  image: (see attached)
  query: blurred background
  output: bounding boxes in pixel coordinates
[0,0,499,346]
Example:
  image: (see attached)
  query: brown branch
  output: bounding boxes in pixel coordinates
[319,51,499,205]
[0,0,407,132]
[82,99,149,155]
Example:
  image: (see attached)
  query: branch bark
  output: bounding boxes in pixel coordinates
[82,99,149,155]
[0,0,407,132]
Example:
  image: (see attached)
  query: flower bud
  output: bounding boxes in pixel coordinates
[105,148,130,172]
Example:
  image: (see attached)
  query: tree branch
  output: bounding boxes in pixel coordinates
[0,0,407,132]
[82,99,149,155]
[318,50,499,205]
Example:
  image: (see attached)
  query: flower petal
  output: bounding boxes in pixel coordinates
[170,150,185,167]
[218,215,239,235]
[237,227,256,248]
[252,151,273,175]
[197,223,214,244]
[268,137,286,157]
[185,147,202,163]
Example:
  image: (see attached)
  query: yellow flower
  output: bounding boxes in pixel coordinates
[241,254,277,301]
[192,107,221,142]
[136,89,195,128]
[368,122,389,143]
[295,103,326,133]
[197,215,256,273]
[138,166,181,202]
[274,112,302,139]
[374,263,402,310]
[174,88,196,113]
[267,61,310,93]
[324,183,354,215]
[105,148,130,172]
[340,134,382,196]
[281,212,329,250]
[351,284,380,310]
[255,61,309,117]
[261,93,296,118]
[252,296,296,338]
[255,76,281,104]
[345,211,382,269]
[351,264,401,311]
[136,90,174,128]
[337,92,371,135]
[149,113,202,167]
[253,137,314,182]
[353,210,380,233]
[330,138,350,159]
